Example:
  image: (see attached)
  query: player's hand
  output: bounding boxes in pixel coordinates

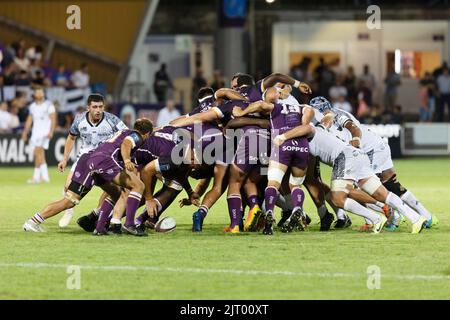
[273,134,286,146]
[320,113,334,129]
[350,140,361,148]
[299,82,312,94]
[58,160,67,172]
[124,160,136,173]
[179,198,192,207]
[146,199,159,218]
[232,107,243,117]
[190,192,200,207]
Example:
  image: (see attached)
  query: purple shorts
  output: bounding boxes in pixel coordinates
[71,152,123,189]
[270,137,309,169]
[233,128,270,173]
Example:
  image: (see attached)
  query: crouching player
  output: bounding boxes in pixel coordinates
[22,119,153,236]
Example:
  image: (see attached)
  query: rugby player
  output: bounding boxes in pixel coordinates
[22,119,153,236]
[57,93,128,228]
[21,87,56,184]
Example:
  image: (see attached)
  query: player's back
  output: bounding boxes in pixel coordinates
[237,80,264,102]
[92,129,135,157]
[309,126,352,166]
[270,101,304,135]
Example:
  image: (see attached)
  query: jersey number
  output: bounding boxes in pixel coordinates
[281,104,300,114]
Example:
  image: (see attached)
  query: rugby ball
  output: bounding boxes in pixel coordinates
[154,217,176,233]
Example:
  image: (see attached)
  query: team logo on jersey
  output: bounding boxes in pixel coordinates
[106,169,114,175]
[74,172,81,178]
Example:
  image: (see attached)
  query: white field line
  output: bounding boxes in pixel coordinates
[0,262,449,281]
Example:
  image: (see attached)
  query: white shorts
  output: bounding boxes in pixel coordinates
[332,147,375,182]
[30,135,50,150]
[367,141,394,174]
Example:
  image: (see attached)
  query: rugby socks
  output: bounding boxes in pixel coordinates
[317,204,328,219]
[135,209,149,225]
[31,213,45,225]
[401,191,432,220]
[198,205,209,218]
[385,192,420,224]
[96,198,115,233]
[125,191,142,227]
[227,195,242,227]
[366,203,384,213]
[33,167,40,181]
[291,187,305,212]
[247,195,259,209]
[343,198,381,224]
[40,163,49,182]
[264,186,278,214]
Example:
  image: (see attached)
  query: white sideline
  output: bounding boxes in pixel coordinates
[0,262,449,281]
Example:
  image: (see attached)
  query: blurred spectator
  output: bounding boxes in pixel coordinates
[359,65,376,93]
[432,61,448,79]
[71,62,90,88]
[290,57,312,83]
[344,66,357,105]
[11,91,28,122]
[52,63,70,87]
[384,66,401,112]
[210,70,225,92]
[390,105,403,124]
[0,74,4,101]
[422,71,437,120]
[0,101,12,132]
[436,67,450,122]
[317,61,335,98]
[333,94,352,114]
[14,48,29,71]
[8,103,20,129]
[157,99,180,127]
[16,70,31,86]
[329,75,347,102]
[153,63,172,103]
[364,104,382,124]
[2,64,17,85]
[419,79,431,122]
[356,94,370,120]
[192,69,207,106]
[25,45,43,63]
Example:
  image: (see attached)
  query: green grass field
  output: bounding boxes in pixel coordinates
[0,157,449,300]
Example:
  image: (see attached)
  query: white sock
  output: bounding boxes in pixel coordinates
[401,191,432,220]
[33,167,40,181]
[40,163,49,181]
[344,198,381,224]
[111,217,121,224]
[366,203,384,213]
[386,192,420,224]
[325,193,347,220]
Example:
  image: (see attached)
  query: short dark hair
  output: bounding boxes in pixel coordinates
[133,118,153,135]
[87,93,105,106]
[197,87,214,100]
[236,73,255,87]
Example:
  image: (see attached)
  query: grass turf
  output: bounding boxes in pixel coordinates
[0,157,449,299]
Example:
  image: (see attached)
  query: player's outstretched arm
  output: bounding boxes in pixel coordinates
[58,134,76,172]
[225,117,270,130]
[274,124,315,146]
[170,108,220,127]
[232,100,272,118]
[263,73,312,94]
[301,105,315,125]
[48,111,56,139]
[215,88,248,101]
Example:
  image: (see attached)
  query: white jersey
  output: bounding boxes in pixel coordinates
[69,111,128,158]
[309,125,350,166]
[332,108,384,153]
[29,100,55,138]
[278,94,300,107]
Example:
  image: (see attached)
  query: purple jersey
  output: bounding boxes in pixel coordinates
[269,102,303,135]
[189,96,215,116]
[91,129,144,161]
[237,80,264,102]
[135,126,185,166]
[213,100,250,126]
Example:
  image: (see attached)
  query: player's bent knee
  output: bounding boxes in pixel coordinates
[360,176,382,196]
[267,167,285,184]
[330,180,351,194]
[330,192,346,208]
[289,174,305,186]
[64,192,80,207]
[382,174,407,197]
